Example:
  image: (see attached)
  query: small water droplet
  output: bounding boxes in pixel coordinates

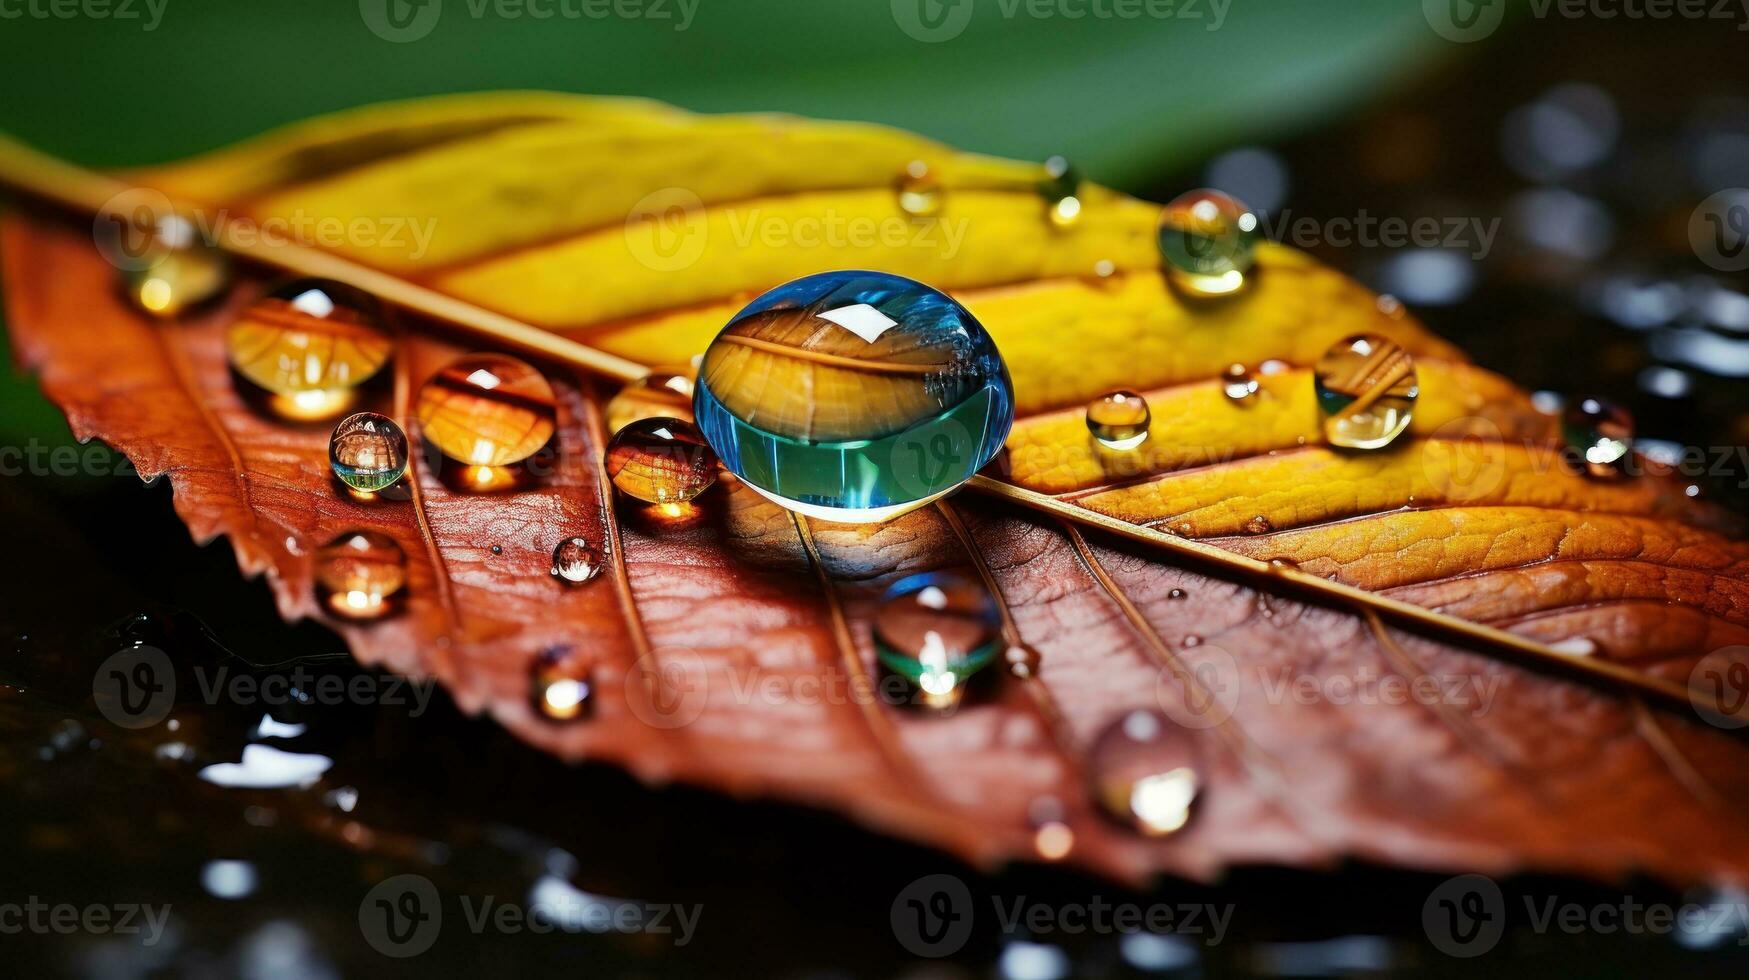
[874,572,1001,707]
[1258,358,1291,376]
[1086,390,1151,450]
[1314,334,1419,450]
[489,544,503,555]
[551,537,603,585]
[1562,396,1634,478]
[1244,515,1274,535]
[123,215,229,318]
[606,366,696,432]
[1376,293,1405,319]
[1028,796,1074,861]
[1158,189,1259,297]
[1221,363,1259,402]
[328,412,408,493]
[896,160,942,218]
[531,649,592,722]
[1004,642,1042,679]
[1040,155,1082,228]
[605,417,718,504]
[1092,258,1117,281]
[416,353,557,467]
[313,530,405,620]
[1267,557,1298,574]
[1167,588,1187,600]
[1089,709,1201,837]
[1549,637,1599,657]
[1182,635,1202,648]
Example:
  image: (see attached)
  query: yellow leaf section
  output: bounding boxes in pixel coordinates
[1006,360,1540,495]
[580,246,1467,420]
[1080,442,1687,538]
[1221,507,1749,591]
[141,91,679,203]
[432,187,1157,327]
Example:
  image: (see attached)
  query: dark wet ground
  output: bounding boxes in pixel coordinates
[5,13,1749,979]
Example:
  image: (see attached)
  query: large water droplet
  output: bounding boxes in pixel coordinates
[227,279,390,407]
[605,417,718,504]
[1089,709,1201,837]
[313,530,406,620]
[1157,189,1260,297]
[1086,390,1151,450]
[692,271,1014,523]
[416,353,557,467]
[1314,334,1419,449]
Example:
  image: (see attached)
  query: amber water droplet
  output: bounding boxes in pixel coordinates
[606,367,696,433]
[1004,643,1042,679]
[227,279,390,400]
[1244,515,1273,535]
[416,353,557,467]
[1086,390,1151,450]
[1089,709,1201,837]
[550,536,603,585]
[1562,397,1634,478]
[1028,796,1075,861]
[1157,189,1259,297]
[123,216,229,319]
[531,649,592,722]
[1040,155,1083,228]
[1221,363,1259,402]
[328,412,409,493]
[1314,334,1419,450]
[874,572,1001,702]
[896,160,942,218]
[605,417,717,504]
[1267,557,1298,574]
[313,530,406,620]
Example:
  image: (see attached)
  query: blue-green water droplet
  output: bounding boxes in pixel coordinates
[329,412,408,492]
[694,271,1015,522]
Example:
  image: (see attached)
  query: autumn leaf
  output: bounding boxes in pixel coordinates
[5,93,1749,887]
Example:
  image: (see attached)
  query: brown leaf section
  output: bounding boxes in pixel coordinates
[9,211,1749,887]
